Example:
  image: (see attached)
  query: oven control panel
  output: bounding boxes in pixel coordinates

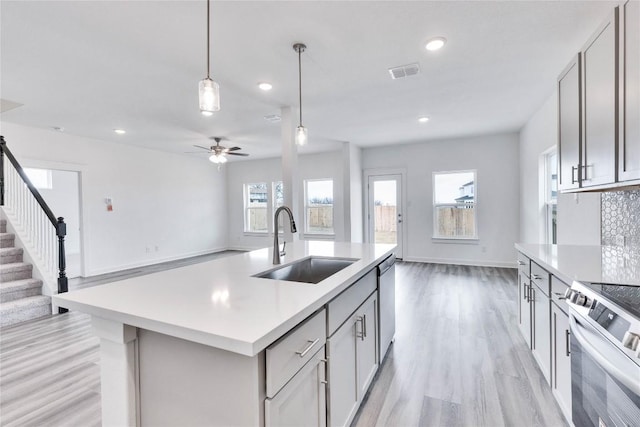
[569,282,640,361]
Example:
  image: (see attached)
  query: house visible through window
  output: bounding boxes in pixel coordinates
[304,179,334,235]
[244,183,268,233]
[433,170,477,239]
[545,150,558,244]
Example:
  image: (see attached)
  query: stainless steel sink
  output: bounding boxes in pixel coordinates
[254,256,358,284]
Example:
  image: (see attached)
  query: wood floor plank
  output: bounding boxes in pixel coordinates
[1,261,568,426]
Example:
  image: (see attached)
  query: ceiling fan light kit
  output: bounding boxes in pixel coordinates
[293,42,307,146]
[199,0,220,116]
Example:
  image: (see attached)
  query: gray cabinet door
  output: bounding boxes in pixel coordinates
[531,283,551,385]
[552,304,572,422]
[518,270,532,348]
[357,293,378,399]
[265,346,327,427]
[558,54,582,191]
[620,0,640,182]
[327,314,359,427]
[582,9,619,187]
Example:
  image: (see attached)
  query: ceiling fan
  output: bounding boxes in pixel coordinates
[190,137,249,164]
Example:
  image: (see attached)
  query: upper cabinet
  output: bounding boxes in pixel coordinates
[558,54,582,191]
[619,0,640,182]
[558,1,640,192]
[581,8,618,188]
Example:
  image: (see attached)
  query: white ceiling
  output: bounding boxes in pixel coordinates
[0,0,616,161]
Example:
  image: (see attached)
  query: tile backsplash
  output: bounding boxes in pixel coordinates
[601,189,640,246]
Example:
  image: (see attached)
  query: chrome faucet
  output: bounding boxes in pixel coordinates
[273,206,297,264]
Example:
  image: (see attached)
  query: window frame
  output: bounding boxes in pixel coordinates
[24,168,53,190]
[243,182,269,234]
[544,149,558,245]
[432,169,478,241]
[303,178,335,236]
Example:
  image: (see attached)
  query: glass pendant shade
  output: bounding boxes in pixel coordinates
[199,78,220,115]
[209,153,227,164]
[295,125,308,146]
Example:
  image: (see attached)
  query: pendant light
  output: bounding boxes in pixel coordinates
[199,0,220,116]
[293,43,307,146]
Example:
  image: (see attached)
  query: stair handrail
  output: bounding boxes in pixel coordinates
[0,135,68,313]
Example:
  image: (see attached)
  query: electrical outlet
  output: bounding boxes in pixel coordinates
[615,235,625,247]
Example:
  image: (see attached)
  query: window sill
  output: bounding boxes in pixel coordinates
[243,232,269,237]
[432,237,479,244]
[302,233,335,241]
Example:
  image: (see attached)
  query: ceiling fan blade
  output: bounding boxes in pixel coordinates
[227,152,249,156]
[226,146,242,151]
[184,151,209,154]
[193,145,212,151]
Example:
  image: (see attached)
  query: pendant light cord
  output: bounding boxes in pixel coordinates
[298,46,303,126]
[206,0,210,79]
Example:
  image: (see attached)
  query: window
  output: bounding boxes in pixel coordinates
[304,179,334,235]
[545,150,558,244]
[244,183,268,233]
[433,170,477,239]
[24,168,52,189]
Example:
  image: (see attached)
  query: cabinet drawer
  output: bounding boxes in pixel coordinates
[266,308,326,398]
[531,262,550,297]
[551,275,570,314]
[327,269,377,336]
[517,253,530,278]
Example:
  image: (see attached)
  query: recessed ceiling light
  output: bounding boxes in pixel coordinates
[114,129,126,135]
[418,116,430,123]
[258,82,273,91]
[425,37,446,51]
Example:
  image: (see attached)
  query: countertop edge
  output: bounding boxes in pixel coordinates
[53,245,396,357]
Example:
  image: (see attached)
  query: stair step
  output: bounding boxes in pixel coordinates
[0,295,52,327]
[0,219,6,233]
[0,278,43,303]
[0,262,33,282]
[0,247,23,264]
[0,233,15,248]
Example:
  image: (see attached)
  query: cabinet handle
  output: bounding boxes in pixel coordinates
[571,165,578,184]
[363,314,367,338]
[296,338,320,358]
[554,292,567,300]
[582,164,589,181]
[565,329,571,357]
[523,284,529,302]
[356,316,365,341]
[532,274,542,280]
[517,260,526,266]
[321,380,328,385]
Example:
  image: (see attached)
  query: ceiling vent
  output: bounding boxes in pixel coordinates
[264,114,281,123]
[388,63,420,80]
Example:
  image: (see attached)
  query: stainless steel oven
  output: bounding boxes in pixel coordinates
[567,281,640,427]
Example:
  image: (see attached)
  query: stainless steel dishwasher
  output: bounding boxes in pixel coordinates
[378,254,396,361]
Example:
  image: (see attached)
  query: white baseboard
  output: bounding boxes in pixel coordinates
[402,256,517,269]
[85,246,230,277]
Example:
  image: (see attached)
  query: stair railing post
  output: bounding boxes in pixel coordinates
[1,136,5,206]
[57,217,68,314]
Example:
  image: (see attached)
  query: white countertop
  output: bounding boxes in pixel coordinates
[515,243,640,286]
[53,241,395,357]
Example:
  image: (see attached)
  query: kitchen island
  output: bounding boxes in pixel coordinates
[54,241,395,427]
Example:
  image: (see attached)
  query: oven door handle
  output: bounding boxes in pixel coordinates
[570,314,640,397]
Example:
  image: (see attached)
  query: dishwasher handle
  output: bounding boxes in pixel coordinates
[378,254,396,275]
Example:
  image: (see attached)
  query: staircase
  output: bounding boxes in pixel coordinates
[0,219,52,327]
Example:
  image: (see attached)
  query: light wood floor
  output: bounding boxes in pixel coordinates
[0,261,567,426]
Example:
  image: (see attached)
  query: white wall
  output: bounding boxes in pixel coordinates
[1,122,228,276]
[518,92,601,245]
[362,133,520,267]
[226,151,347,251]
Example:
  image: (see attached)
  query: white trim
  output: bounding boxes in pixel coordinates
[432,169,478,240]
[403,256,517,269]
[431,237,479,244]
[363,168,407,259]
